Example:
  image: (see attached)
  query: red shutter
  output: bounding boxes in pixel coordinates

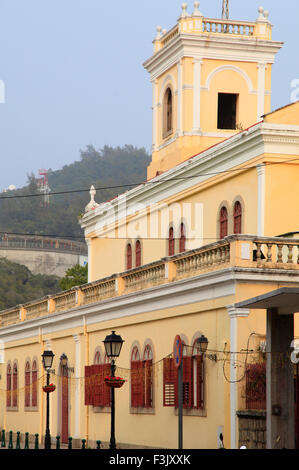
[12,365,18,408]
[220,207,228,238]
[182,356,192,408]
[6,368,11,408]
[234,201,242,234]
[196,355,204,409]
[93,364,102,406]
[25,367,31,408]
[84,365,92,405]
[144,360,152,408]
[131,360,144,407]
[103,363,111,407]
[163,357,178,407]
[32,369,38,407]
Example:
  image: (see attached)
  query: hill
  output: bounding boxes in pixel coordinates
[0,145,150,239]
[0,257,60,310]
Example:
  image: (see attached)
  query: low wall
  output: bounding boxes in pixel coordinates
[237,410,266,449]
[0,249,87,277]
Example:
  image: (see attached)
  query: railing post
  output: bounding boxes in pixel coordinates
[24,432,29,449]
[68,436,72,449]
[8,431,13,449]
[1,429,6,447]
[82,439,86,449]
[166,260,176,282]
[15,431,21,449]
[96,440,101,449]
[56,435,61,449]
[34,433,39,449]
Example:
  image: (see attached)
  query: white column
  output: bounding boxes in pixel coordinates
[177,60,183,136]
[192,58,202,133]
[151,79,158,151]
[73,334,81,439]
[85,238,92,282]
[257,163,265,236]
[227,305,250,449]
[257,62,267,121]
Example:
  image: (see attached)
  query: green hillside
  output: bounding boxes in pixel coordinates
[0,145,150,239]
[0,257,60,310]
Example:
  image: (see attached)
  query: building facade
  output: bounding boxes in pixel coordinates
[0,4,299,449]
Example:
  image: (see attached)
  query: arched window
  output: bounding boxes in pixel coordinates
[32,360,38,408]
[219,206,228,239]
[179,223,186,253]
[143,345,153,409]
[94,350,101,365]
[233,201,242,234]
[25,361,31,408]
[12,362,18,408]
[163,87,173,137]
[126,243,132,270]
[162,336,205,410]
[6,364,11,408]
[131,346,142,408]
[135,240,141,267]
[192,340,205,410]
[168,227,175,256]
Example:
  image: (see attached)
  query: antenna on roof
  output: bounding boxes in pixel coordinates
[222,0,229,19]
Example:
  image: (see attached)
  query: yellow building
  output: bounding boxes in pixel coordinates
[0,4,299,450]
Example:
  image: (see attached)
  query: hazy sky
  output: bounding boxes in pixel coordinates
[0,0,298,190]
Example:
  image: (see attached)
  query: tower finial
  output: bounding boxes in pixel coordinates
[193,1,203,17]
[85,185,99,212]
[180,3,190,18]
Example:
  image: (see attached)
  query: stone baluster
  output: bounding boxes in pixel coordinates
[287,245,294,264]
[277,243,283,263]
[266,243,273,263]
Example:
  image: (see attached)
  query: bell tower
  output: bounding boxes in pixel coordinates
[144,2,283,180]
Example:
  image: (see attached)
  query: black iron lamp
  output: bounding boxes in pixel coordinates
[103,331,124,450]
[197,335,217,361]
[42,350,55,370]
[41,350,55,449]
[103,330,124,359]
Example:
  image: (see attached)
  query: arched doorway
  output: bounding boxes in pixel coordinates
[60,354,69,444]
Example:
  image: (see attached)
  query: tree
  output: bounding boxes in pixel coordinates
[59,264,88,291]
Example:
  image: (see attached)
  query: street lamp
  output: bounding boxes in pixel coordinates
[41,350,55,449]
[103,331,124,450]
[196,335,217,361]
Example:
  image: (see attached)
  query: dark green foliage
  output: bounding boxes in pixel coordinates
[0,145,150,239]
[59,263,88,291]
[0,258,60,310]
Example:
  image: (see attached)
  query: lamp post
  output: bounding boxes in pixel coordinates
[103,331,124,450]
[41,350,55,450]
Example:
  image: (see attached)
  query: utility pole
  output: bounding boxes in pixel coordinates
[222,0,229,20]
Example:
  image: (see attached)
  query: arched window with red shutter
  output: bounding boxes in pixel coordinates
[179,223,186,253]
[219,206,228,239]
[192,340,205,410]
[32,360,38,408]
[143,345,153,408]
[135,240,141,268]
[126,243,132,270]
[25,361,31,408]
[12,362,18,408]
[233,201,242,234]
[6,364,11,408]
[131,346,144,408]
[168,227,175,256]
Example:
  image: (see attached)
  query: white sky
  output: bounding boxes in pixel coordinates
[0,0,297,189]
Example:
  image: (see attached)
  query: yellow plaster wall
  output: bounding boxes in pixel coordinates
[264,162,299,236]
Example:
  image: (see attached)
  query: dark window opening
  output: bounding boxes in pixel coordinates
[217,93,238,130]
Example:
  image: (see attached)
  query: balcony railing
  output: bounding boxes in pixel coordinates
[1,235,299,328]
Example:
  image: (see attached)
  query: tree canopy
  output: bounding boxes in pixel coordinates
[59,264,88,291]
